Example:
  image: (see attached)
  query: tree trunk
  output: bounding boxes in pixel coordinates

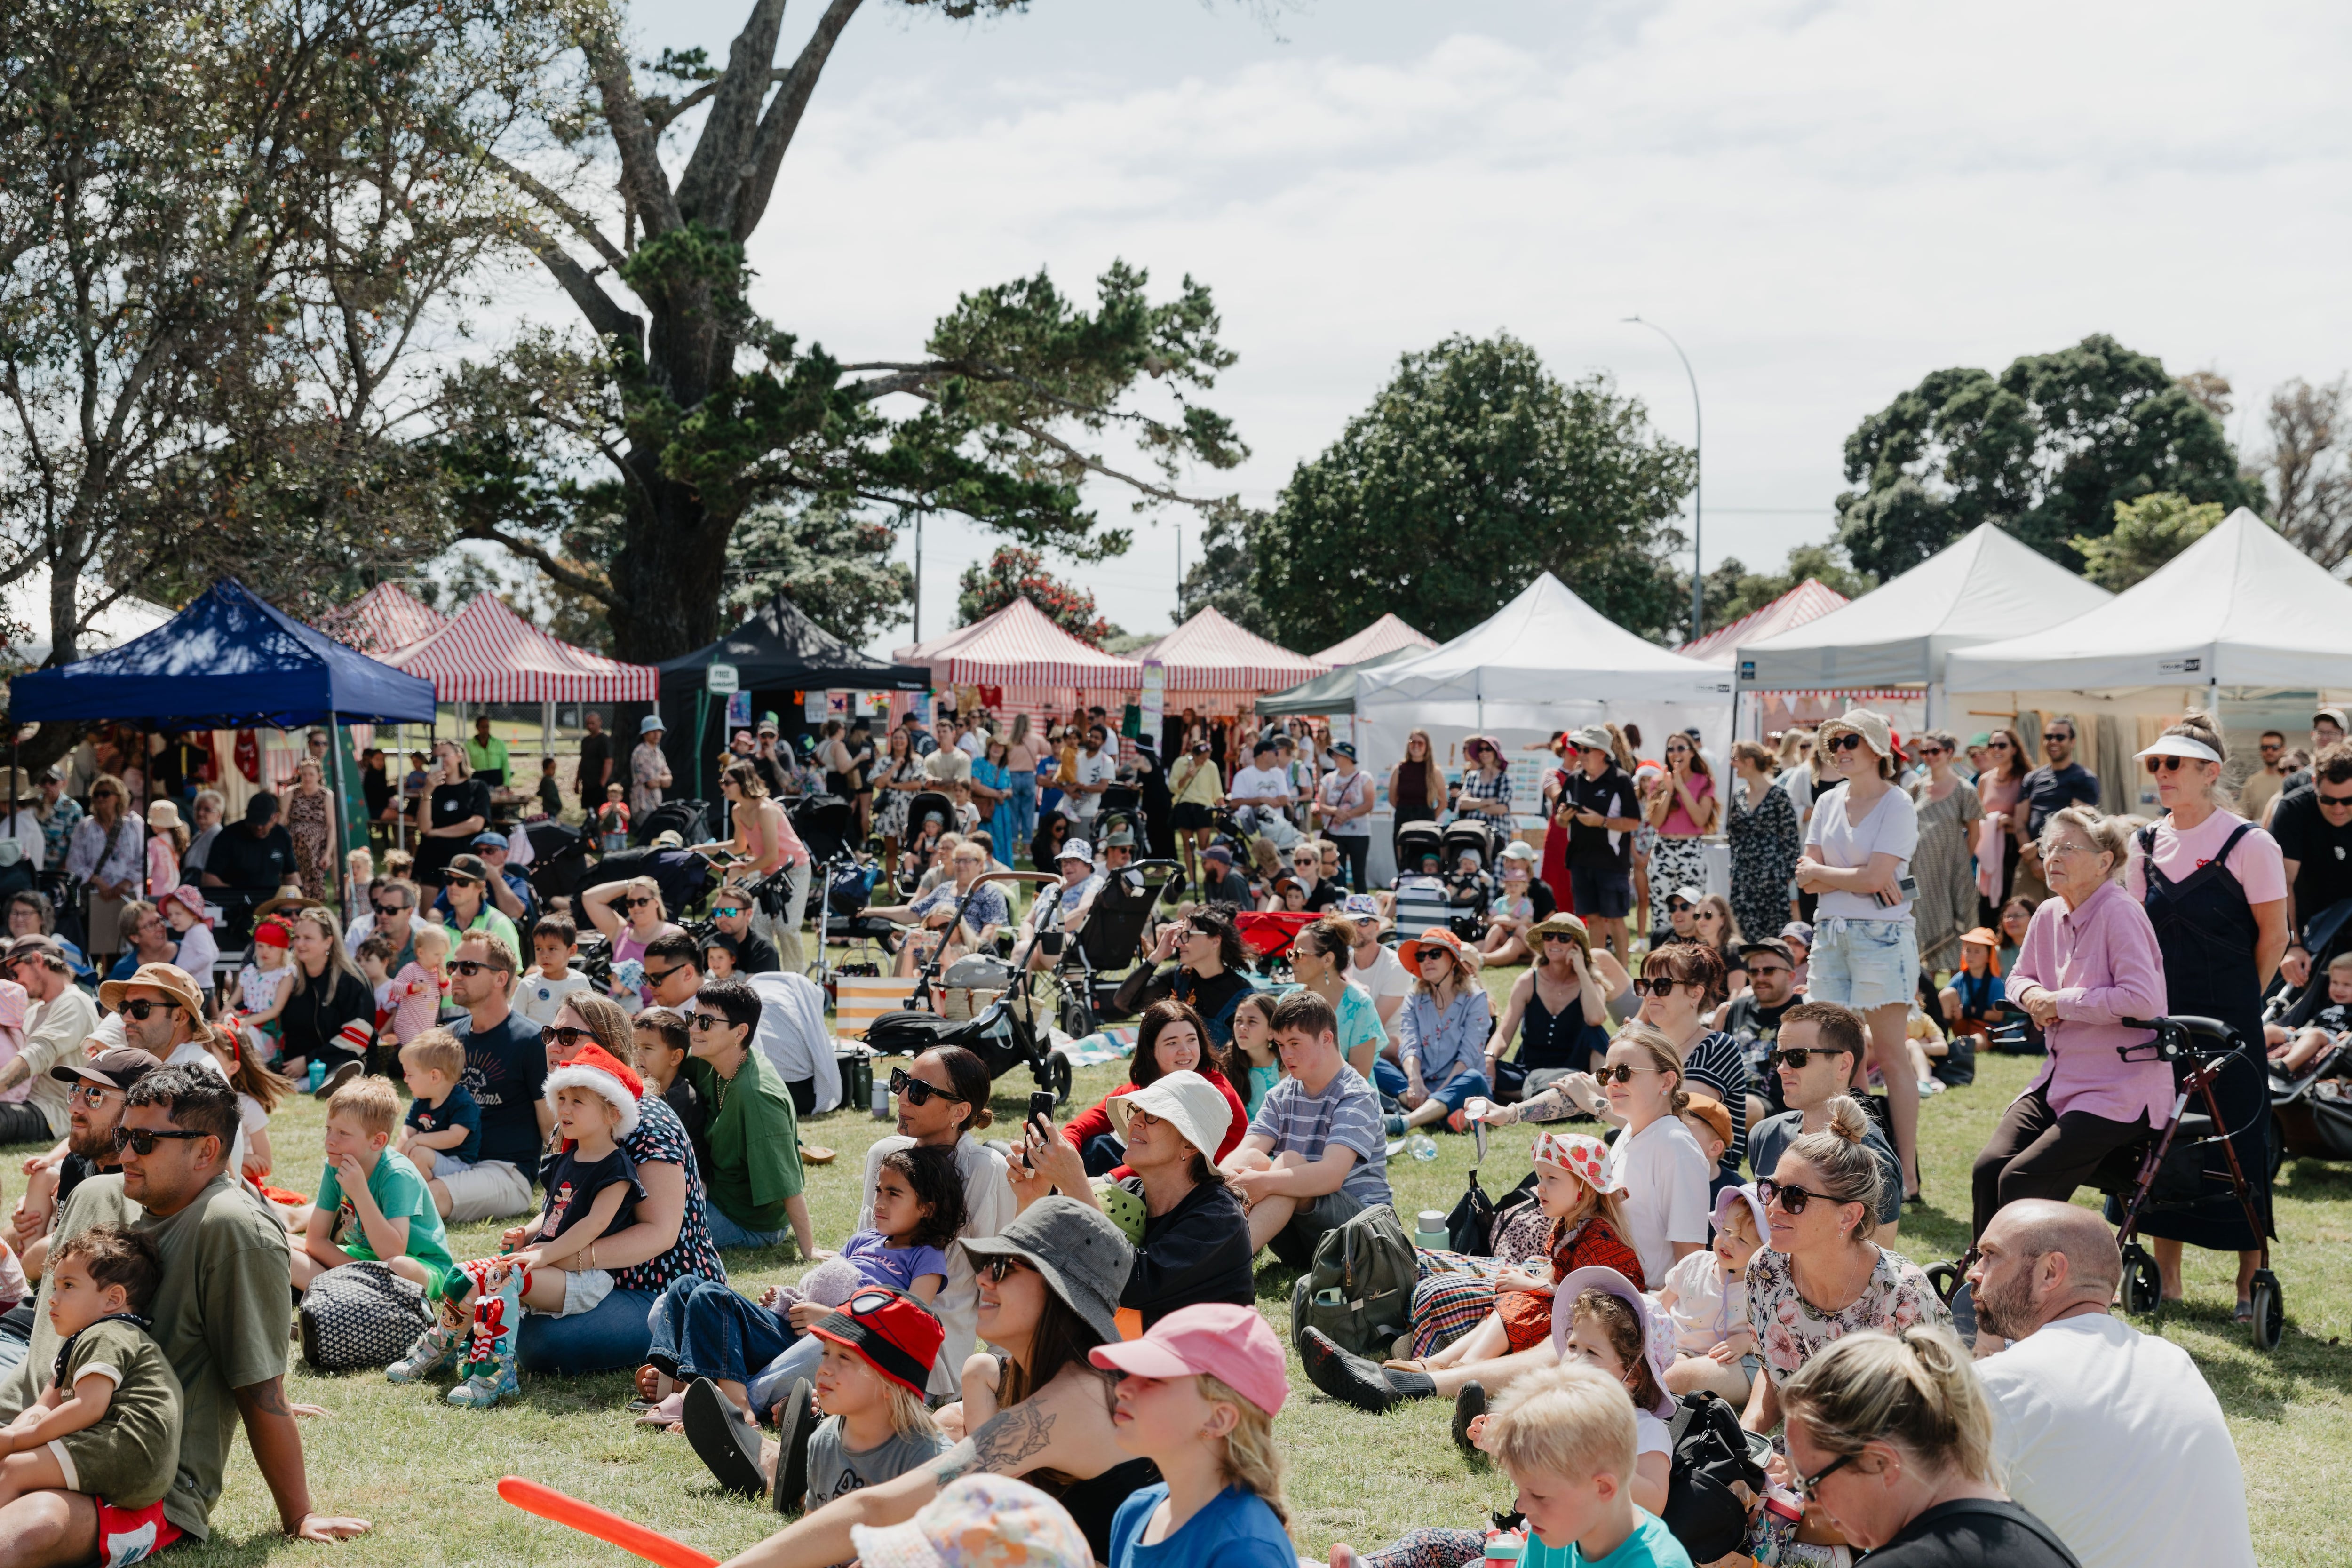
[605,451,733,663]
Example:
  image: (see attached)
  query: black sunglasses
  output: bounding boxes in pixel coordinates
[688,1012,732,1033]
[888,1067,967,1107]
[2142,756,2194,774]
[2319,791,2352,809]
[119,999,182,1021]
[1630,975,1686,997]
[1769,1047,1840,1071]
[1666,899,1693,913]
[114,1126,212,1155]
[541,1025,596,1051]
[1985,739,2013,750]
[979,1256,1032,1283]
[1757,1177,1838,1215]
[1594,1063,1653,1085]
[641,963,685,987]
[372,901,410,915]
[448,959,501,978]
[1825,732,1866,752]
[626,896,656,909]
[2042,732,2071,743]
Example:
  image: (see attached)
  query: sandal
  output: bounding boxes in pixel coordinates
[2234,1299,2255,1324]
[1381,1358,1431,1375]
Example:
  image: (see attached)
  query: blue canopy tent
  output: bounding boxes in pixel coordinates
[8,579,438,922]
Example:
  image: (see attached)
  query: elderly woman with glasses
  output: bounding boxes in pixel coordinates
[2121,715,2288,1318]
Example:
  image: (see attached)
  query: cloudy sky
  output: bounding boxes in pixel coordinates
[607,0,2352,649]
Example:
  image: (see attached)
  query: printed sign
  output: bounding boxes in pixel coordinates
[707,662,740,694]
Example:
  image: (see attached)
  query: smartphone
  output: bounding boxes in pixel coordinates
[1880,874,1921,907]
[1028,1090,1057,1140]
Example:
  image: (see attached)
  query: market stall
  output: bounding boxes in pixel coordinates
[1682,578,1852,737]
[896,597,1143,732]
[313,581,449,656]
[1311,612,1436,668]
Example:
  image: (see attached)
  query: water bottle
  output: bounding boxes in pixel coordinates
[1480,1528,1523,1568]
[1407,1133,1439,1163]
[1414,1209,1449,1250]
[306,1060,325,1094]
[871,1074,890,1119]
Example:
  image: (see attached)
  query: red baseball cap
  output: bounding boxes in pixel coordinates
[809,1287,946,1396]
[1087,1302,1288,1417]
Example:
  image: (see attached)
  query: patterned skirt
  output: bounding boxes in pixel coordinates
[1649,834,1709,940]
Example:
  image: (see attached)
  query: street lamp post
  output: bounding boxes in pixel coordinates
[1623,316,1703,643]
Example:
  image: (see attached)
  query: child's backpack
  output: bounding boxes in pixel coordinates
[1660,1390,1768,1563]
[1287,1202,1416,1360]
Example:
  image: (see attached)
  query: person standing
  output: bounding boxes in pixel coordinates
[2268,740,2352,994]
[2123,717,2287,1315]
[1794,708,1923,1202]
[1725,739,1802,960]
[2275,706,2345,802]
[577,711,614,812]
[1556,726,1641,963]
[1387,730,1445,862]
[1003,715,1041,863]
[2015,718,2098,900]
[65,774,143,965]
[1907,730,1984,978]
[1643,735,1716,945]
[286,758,336,904]
[631,716,673,821]
[1168,741,1223,889]
[2242,730,2290,825]
[1311,743,1374,892]
[465,713,510,788]
[1452,736,1513,826]
[1972,727,2030,925]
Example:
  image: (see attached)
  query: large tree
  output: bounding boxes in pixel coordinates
[1835,334,2261,579]
[1700,541,1876,628]
[446,0,1245,663]
[956,545,1109,646]
[2069,491,2225,592]
[1246,334,1694,650]
[2261,376,2352,569]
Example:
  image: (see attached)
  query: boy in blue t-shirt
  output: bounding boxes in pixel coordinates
[1485,1362,1693,1568]
[395,1029,482,1178]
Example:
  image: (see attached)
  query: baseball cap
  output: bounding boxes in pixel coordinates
[445,853,491,883]
[53,1046,163,1095]
[1328,741,1357,761]
[470,830,509,850]
[1340,892,1381,923]
[244,792,280,825]
[1089,1302,1289,1418]
[758,712,779,734]
[1499,840,1537,863]
[1738,937,1795,966]
[807,1286,946,1396]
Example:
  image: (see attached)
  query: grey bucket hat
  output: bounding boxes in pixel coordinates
[959,1195,1133,1347]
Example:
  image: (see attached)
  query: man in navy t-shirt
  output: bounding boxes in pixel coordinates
[429,929,548,1224]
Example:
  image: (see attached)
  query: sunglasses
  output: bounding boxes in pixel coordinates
[1757,1177,1838,1215]
[712,905,744,918]
[1666,899,1693,913]
[2142,756,2197,774]
[1747,963,1790,979]
[448,959,501,978]
[688,1012,732,1033]
[113,1125,211,1155]
[1416,945,1453,963]
[979,1255,1033,1284]
[2316,790,2352,810]
[119,999,182,1020]
[1824,732,1866,752]
[1630,975,1687,996]
[1594,1063,1657,1085]
[372,901,410,915]
[1769,1047,1840,1071]
[70,1084,118,1108]
[626,896,656,909]
[888,1067,967,1107]
[2042,732,2071,743]
[541,1025,596,1051]
[641,963,685,987]
[1986,740,2013,750]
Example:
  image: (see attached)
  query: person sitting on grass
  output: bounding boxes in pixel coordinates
[0,1222,179,1526]
[380,921,450,1052]
[1217,990,1391,1267]
[763,1288,949,1516]
[201,1021,292,1188]
[1227,992,1280,1119]
[1937,928,2006,1040]
[1378,928,1494,1134]
[678,976,815,1256]
[1058,1000,1248,1178]
[391,1029,479,1184]
[518,914,592,1028]
[1653,1185,1765,1405]
[632,1006,710,1176]
[293,1074,454,1297]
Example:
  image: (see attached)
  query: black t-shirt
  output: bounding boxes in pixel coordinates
[151,739,209,798]
[362,763,393,819]
[205,823,296,893]
[1855,1499,2081,1568]
[540,1145,645,1242]
[2022,762,2100,837]
[54,1153,111,1214]
[1300,878,1346,913]
[577,732,612,801]
[1200,868,1251,909]
[1118,1176,1254,1327]
[1527,879,1558,920]
[430,778,492,835]
[715,928,780,976]
[2269,786,2352,920]
[1723,989,1800,1116]
[1563,764,1640,869]
[457,1008,551,1171]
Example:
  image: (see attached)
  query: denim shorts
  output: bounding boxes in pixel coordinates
[1807,917,1918,1013]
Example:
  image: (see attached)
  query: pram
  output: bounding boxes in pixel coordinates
[1053,858,1183,1037]
[1441,817,1505,872]
[588,845,714,920]
[1931,1011,2286,1350]
[863,870,1075,1100]
[1235,911,1316,976]
[523,818,592,905]
[788,795,859,866]
[633,798,709,849]
[2269,1036,2352,1172]
[1393,820,1445,880]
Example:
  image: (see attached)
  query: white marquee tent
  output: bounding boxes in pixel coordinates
[1735,524,2112,720]
[1945,508,2352,711]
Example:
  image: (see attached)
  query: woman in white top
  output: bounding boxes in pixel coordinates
[1588,1023,1712,1283]
[1795,707,1923,1201]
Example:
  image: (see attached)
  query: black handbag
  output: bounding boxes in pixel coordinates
[1661,1391,1767,1563]
[1445,1170,1496,1254]
[298,1262,432,1372]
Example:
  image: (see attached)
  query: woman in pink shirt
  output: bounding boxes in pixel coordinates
[1971,805,2168,1242]
[2122,715,2288,1317]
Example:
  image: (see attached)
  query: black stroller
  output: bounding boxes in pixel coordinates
[634,798,710,849]
[1441,816,1505,873]
[789,795,860,865]
[1052,859,1184,1038]
[864,870,1075,1100]
[1394,819,1445,879]
[523,818,592,905]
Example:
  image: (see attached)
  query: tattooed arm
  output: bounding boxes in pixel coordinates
[725,1395,1068,1568]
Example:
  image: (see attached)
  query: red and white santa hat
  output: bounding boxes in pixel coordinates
[1530,1130,1625,1197]
[543,1042,643,1138]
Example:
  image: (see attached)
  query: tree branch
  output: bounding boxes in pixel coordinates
[581,27,681,237]
[455,518,618,606]
[733,0,864,242]
[674,0,792,225]
[507,217,644,350]
[483,152,625,270]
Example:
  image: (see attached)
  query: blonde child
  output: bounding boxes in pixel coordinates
[0,1225,182,1532]
[346,847,376,932]
[159,885,218,995]
[143,799,187,899]
[518,914,591,1027]
[203,1021,293,1185]
[1483,1360,1691,1568]
[1389,1132,1645,1377]
[1230,992,1280,1118]
[761,1287,948,1514]
[1653,1186,1764,1402]
[355,932,399,1031]
[384,923,451,1049]
[1094,1303,1295,1568]
[295,1075,454,1296]
[233,916,295,1056]
[2270,949,2352,1074]
[419,1044,645,1408]
[394,1029,480,1181]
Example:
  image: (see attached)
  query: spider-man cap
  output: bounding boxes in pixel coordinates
[808,1286,946,1395]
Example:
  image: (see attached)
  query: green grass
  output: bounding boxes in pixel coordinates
[8,963,2346,1565]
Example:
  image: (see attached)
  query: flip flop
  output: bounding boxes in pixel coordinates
[683,1379,766,1496]
[2234,1299,2255,1324]
[772,1377,818,1515]
[798,1144,837,1166]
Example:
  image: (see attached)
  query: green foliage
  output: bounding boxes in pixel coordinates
[1175,502,1273,634]
[727,499,912,648]
[2071,492,2228,591]
[1701,541,1877,628]
[954,546,1109,646]
[1248,334,1694,649]
[1836,334,2262,579]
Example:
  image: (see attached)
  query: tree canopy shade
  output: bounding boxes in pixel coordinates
[1247,334,1695,651]
[1836,334,2262,580]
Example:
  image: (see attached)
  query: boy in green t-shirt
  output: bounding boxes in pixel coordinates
[294,1075,454,1298]
[1485,1361,1694,1568]
[0,1222,184,1521]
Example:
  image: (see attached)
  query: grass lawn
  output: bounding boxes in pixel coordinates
[7,961,2347,1565]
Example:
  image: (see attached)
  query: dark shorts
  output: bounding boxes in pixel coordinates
[1268,1187,1367,1272]
[1569,862,1633,919]
[1171,801,1215,831]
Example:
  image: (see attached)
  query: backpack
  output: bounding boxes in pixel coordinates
[1287,1202,1416,1360]
[1660,1391,1766,1563]
[1451,1167,1539,1256]
[299,1261,433,1373]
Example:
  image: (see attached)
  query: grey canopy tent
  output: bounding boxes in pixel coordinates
[1255,644,1427,717]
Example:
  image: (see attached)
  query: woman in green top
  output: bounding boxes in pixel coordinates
[1289,915,1388,1079]
[680,978,813,1256]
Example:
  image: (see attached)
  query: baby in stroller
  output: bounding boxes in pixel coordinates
[2268,948,2352,1079]
[1446,848,1492,914]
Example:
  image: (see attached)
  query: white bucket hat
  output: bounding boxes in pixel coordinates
[1106,1068,1233,1160]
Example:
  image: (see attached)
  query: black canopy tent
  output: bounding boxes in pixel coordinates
[655,597,930,798]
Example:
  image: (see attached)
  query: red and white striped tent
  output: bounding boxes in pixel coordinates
[1312,612,1436,668]
[380,594,657,702]
[1133,606,1326,697]
[1680,578,1849,666]
[313,581,448,656]
[898,597,1144,690]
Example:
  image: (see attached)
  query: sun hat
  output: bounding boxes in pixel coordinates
[1340,893,1382,924]
[1104,1068,1233,1161]
[1089,1301,1289,1417]
[1057,840,1094,866]
[98,962,206,1020]
[1090,1179,1147,1245]
[807,1286,946,1397]
[2136,734,2221,764]
[640,715,666,735]
[1530,1130,1623,1195]
[1817,708,1893,759]
[651,829,685,850]
[1550,1265,1677,1418]
[1680,1091,1734,1151]
[1714,1181,1769,1242]
[52,1046,164,1095]
[542,1042,644,1138]
[1101,827,1136,850]
[1400,925,1466,977]
[1529,911,1592,963]
[959,1196,1133,1347]
[144,799,182,831]
[1568,724,1613,753]
[1499,840,1538,864]
[851,1475,1091,1568]
[161,886,210,926]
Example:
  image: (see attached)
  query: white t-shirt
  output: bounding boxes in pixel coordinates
[1604,1114,1712,1285]
[1978,1313,2254,1568]
[1057,749,1117,820]
[516,969,592,1027]
[1657,1247,1746,1353]
[1352,942,1413,1034]
[1228,764,1294,807]
[1804,781,1918,922]
[1634,1407,1671,1460]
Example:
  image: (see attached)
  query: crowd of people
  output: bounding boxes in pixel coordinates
[0,690,2295,1568]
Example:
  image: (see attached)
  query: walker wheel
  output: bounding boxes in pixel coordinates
[2120,1246,2161,1316]
[2250,1272,2285,1352]
[1923,1261,1963,1306]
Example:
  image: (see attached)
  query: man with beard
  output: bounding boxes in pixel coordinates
[1968,1200,2254,1568]
[1712,936,1804,1122]
[427,931,547,1224]
[0,1048,159,1349]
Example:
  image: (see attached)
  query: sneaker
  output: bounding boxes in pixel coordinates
[446,1364,517,1409]
[313,1059,363,1101]
[1383,1113,1407,1138]
[386,1323,458,1384]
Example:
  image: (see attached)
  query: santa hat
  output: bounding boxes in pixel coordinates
[542,1042,643,1138]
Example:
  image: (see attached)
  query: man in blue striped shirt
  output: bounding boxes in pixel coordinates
[1220,990,1391,1269]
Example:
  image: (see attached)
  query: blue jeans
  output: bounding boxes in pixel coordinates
[1374,1058,1492,1114]
[704,1196,793,1251]
[647,1275,795,1388]
[515,1287,660,1375]
[1008,772,1037,862]
[747,1333,828,1415]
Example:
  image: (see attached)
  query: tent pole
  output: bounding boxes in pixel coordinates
[328,709,350,920]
